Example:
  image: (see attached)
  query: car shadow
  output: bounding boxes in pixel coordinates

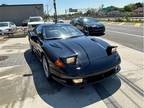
[24,49,121,108]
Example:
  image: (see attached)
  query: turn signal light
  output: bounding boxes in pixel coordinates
[54,59,64,68]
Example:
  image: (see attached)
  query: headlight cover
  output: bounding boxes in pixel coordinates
[107,46,118,56]
[111,47,117,53]
[66,56,77,64]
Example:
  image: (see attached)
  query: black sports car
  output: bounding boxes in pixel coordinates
[28,24,121,86]
[70,17,105,36]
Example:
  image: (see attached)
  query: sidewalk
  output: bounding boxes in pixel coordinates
[102,21,143,27]
[101,38,144,88]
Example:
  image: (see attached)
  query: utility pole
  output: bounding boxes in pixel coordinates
[53,0,57,23]
[46,4,49,15]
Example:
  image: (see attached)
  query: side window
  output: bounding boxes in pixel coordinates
[78,19,83,25]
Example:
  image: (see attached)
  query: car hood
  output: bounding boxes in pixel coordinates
[44,36,120,76]
[45,36,108,64]
[0,27,10,31]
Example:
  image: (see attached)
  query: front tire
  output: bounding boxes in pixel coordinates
[42,55,51,79]
[30,44,34,54]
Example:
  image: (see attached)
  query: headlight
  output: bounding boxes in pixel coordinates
[5,29,10,32]
[111,47,117,53]
[73,79,83,84]
[66,56,76,64]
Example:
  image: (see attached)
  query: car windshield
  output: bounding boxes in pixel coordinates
[82,18,97,24]
[43,25,84,39]
[29,18,42,22]
[0,23,8,27]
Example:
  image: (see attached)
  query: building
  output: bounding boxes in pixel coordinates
[0,4,44,25]
[106,10,122,17]
[133,7,143,16]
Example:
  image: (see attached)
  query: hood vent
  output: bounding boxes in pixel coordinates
[49,43,62,49]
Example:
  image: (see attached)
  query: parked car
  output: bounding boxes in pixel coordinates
[70,17,105,36]
[28,16,44,31]
[53,19,64,23]
[57,19,64,23]
[28,24,121,86]
[0,22,16,35]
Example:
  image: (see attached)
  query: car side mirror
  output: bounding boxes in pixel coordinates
[31,36,38,42]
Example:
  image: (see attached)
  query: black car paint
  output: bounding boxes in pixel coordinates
[70,17,105,36]
[28,24,121,86]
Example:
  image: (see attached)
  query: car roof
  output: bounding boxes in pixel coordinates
[40,23,71,27]
[0,22,10,23]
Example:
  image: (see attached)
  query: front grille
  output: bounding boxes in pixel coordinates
[89,26,104,31]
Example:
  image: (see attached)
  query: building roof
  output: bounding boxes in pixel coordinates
[0,4,43,7]
[133,7,144,12]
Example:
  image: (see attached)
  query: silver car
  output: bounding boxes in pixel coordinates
[0,22,16,35]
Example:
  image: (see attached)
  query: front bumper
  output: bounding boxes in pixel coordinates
[87,26,105,36]
[0,30,14,35]
[51,65,120,87]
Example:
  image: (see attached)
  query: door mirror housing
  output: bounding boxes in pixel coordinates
[31,35,39,42]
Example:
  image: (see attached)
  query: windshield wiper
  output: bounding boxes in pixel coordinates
[46,37,62,40]
[68,35,83,39]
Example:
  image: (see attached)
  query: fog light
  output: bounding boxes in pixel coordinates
[73,79,83,84]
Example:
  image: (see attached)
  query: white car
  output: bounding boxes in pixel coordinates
[28,16,44,31]
[0,22,16,35]
[57,19,64,23]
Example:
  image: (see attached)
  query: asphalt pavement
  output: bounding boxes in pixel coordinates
[103,22,143,52]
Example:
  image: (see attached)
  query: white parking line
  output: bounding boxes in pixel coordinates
[107,30,143,38]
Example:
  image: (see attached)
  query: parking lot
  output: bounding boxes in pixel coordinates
[0,22,143,108]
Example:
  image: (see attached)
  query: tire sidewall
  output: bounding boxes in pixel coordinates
[42,55,51,79]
